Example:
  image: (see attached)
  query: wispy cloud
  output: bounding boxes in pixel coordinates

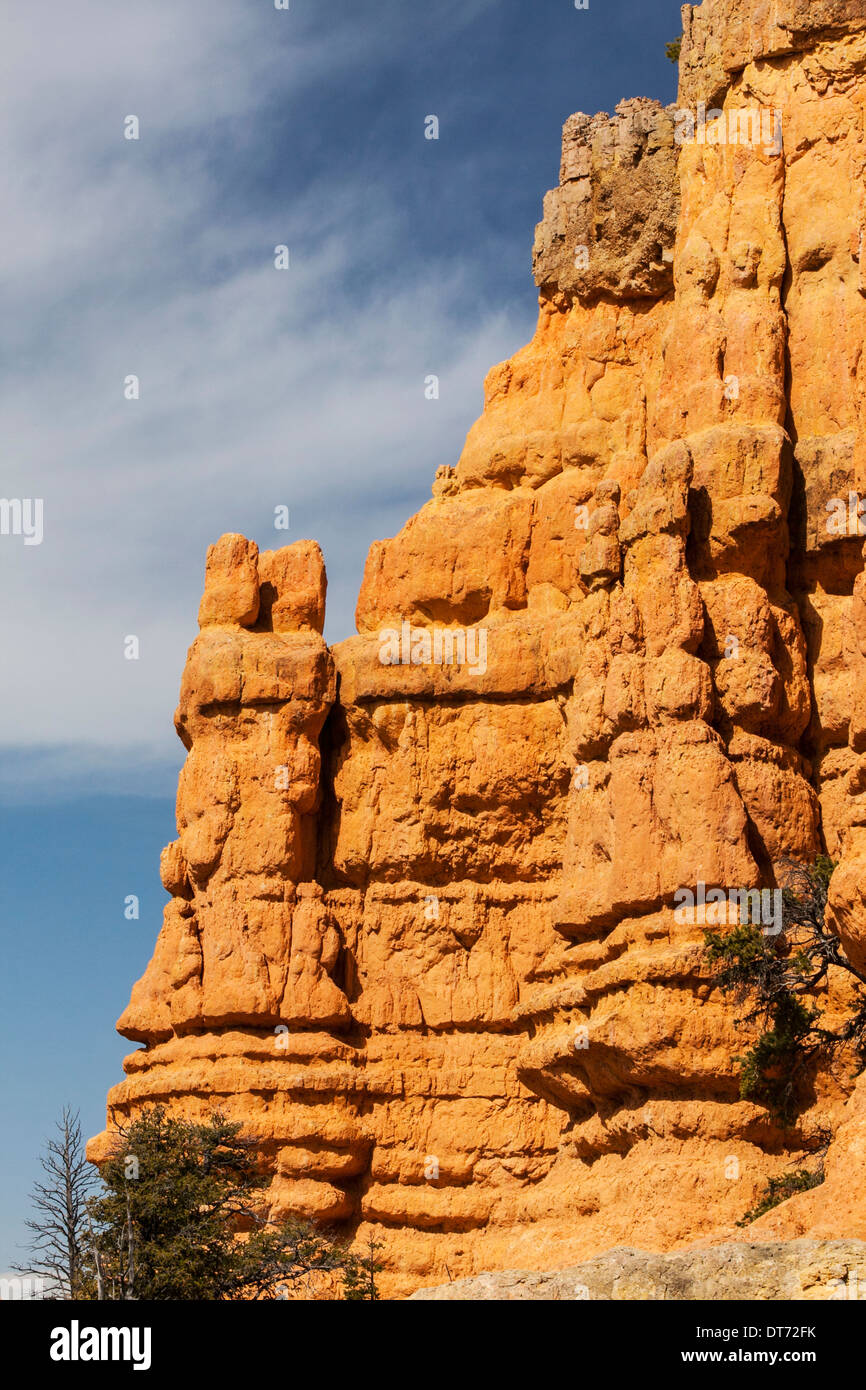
[0,0,528,782]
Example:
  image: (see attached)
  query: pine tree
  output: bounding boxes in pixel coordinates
[705,858,866,1126]
[342,1233,383,1301]
[87,1106,352,1300]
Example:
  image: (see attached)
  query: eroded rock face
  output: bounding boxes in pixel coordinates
[532,99,680,302]
[93,0,866,1298]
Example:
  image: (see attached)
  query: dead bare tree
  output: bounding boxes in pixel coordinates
[15,1107,97,1299]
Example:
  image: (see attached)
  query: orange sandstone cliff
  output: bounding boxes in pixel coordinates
[93,0,866,1297]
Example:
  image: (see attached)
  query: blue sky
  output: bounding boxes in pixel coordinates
[0,0,683,1273]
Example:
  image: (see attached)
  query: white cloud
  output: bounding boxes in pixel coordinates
[0,0,531,782]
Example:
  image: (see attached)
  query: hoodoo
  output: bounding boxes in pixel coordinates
[93,0,866,1297]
